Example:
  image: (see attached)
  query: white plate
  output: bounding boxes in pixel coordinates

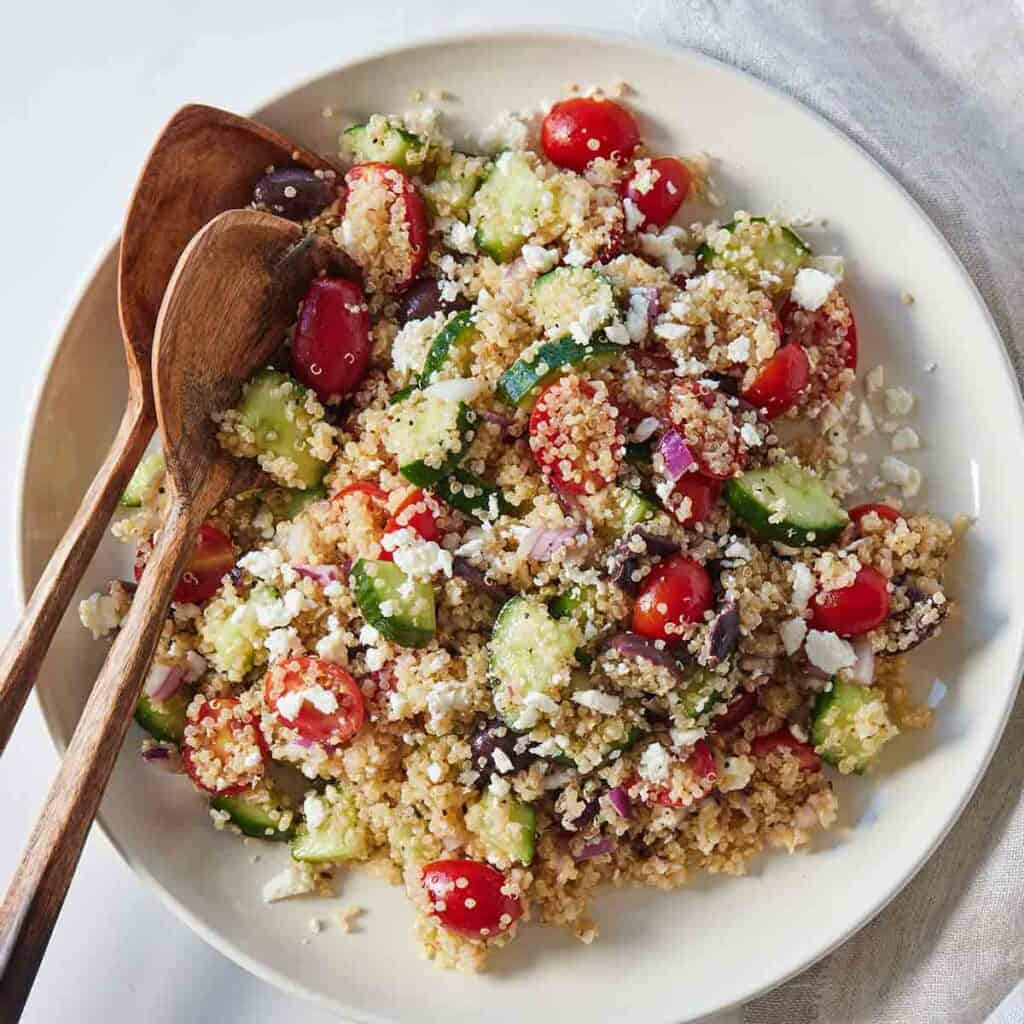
[20,29,1024,1024]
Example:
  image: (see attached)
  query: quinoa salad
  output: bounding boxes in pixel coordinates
[81,90,961,971]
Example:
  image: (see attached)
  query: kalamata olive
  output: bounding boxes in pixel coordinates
[468,718,534,781]
[703,601,740,665]
[703,372,740,397]
[398,277,470,324]
[252,167,334,222]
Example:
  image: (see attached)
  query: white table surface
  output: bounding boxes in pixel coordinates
[0,3,748,1021]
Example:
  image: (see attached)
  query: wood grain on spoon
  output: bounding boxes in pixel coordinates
[0,104,335,754]
[0,210,340,1020]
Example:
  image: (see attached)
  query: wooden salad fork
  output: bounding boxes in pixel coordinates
[0,103,334,754]
[0,209,342,1019]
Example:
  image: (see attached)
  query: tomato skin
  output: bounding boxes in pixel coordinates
[264,656,365,746]
[182,696,267,796]
[810,566,890,637]
[849,502,900,527]
[712,690,758,732]
[541,97,640,171]
[135,523,234,606]
[293,277,371,402]
[672,473,722,527]
[646,740,718,807]
[379,489,442,561]
[335,480,389,504]
[622,156,691,228]
[844,311,859,370]
[422,859,523,938]
[750,730,821,772]
[742,344,811,419]
[632,555,714,640]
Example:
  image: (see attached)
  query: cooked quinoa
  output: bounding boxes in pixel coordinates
[83,91,957,972]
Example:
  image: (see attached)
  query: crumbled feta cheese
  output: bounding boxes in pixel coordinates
[426,680,469,722]
[392,537,453,581]
[653,322,691,342]
[521,244,558,273]
[262,861,317,903]
[739,422,762,448]
[865,365,885,394]
[265,627,303,661]
[781,617,808,655]
[315,627,348,663]
[724,540,753,561]
[604,321,630,346]
[880,455,922,498]
[623,197,645,231]
[391,314,445,374]
[791,563,815,612]
[891,426,920,452]
[277,683,338,721]
[571,689,622,715]
[78,592,123,639]
[669,726,705,751]
[492,748,515,773]
[805,630,857,675]
[426,762,444,784]
[791,268,836,311]
[726,336,750,362]
[639,228,694,277]
[884,386,915,417]
[303,793,328,831]
[568,304,612,345]
[626,289,653,343]
[238,547,283,581]
[447,220,476,254]
[563,242,589,267]
[857,400,876,436]
[631,416,661,443]
[639,742,671,783]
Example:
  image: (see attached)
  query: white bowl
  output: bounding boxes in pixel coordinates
[21,30,1024,1024]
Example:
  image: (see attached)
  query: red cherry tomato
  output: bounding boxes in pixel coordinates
[529,377,623,495]
[712,690,759,732]
[264,656,365,746]
[380,489,442,561]
[844,313,859,370]
[182,696,267,796]
[422,859,524,938]
[672,473,722,527]
[335,480,389,504]
[849,502,901,528]
[742,344,811,419]
[343,162,428,291]
[809,566,890,637]
[135,523,234,606]
[666,382,746,480]
[292,277,371,403]
[646,740,718,807]
[632,554,714,640]
[541,97,640,172]
[621,157,692,228]
[750,730,821,772]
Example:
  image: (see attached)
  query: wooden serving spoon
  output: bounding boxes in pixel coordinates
[0,104,335,754]
[0,209,341,1019]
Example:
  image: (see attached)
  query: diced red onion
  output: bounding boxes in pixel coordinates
[144,663,184,702]
[846,636,876,686]
[141,745,182,773]
[606,632,691,685]
[292,564,344,585]
[574,837,615,862]
[528,527,583,560]
[478,408,516,436]
[452,557,514,602]
[608,786,633,820]
[657,429,696,482]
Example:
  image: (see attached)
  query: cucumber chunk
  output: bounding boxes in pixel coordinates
[135,691,190,743]
[424,154,489,220]
[698,217,810,291]
[342,116,427,171]
[618,488,658,532]
[812,678,899,774]
[273,483,327,520]
[470,152,547,263]
[121,451,165,507]
[291,784,370,863]
[531,267,616,336]
[234,369,330,490]
[211,787,295,841]
[385,389,476,486]
[351,558,436,648]
[724,464,848,546]
[201,584,279,682]
[466,787,537,866]
[428,468,518,521]
[496,335,624,407]
[549,583,596,625]
[676,668,721,721]
[490,597,581,728]
[419,310,479,386]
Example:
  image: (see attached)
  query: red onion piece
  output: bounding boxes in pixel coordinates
[144,663,184,702]
[608,786,633,820]
[657,429,696,482]
[606,632,691,685]
[574,837,615,862]
[292,564,344,585]
[846,636,876,686]
[478,408,516,438]
[528,527,583,560]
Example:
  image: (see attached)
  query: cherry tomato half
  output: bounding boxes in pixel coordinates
[848,502,901,528]
[750,730,822,772]
[264,656,365,746]
[541,97,640,172]
[135,523,235,606]
[645,740,719,807]
[343,162,428,291]
[380,489,442,561]
[621,156,691,228]
[672,473,722,527]
[810,566,890,637]
[666,382,746,480]
[422,859,524,938]
[633,554,714,640]
[742,344,811,419]
[182,696,267,796]
[293,277,371,403]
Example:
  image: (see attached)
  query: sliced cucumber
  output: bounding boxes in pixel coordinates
[419,310,479,386]
[291,784,370,863]
[265,483,327,521]
[531,267,616,336]
[698,217,810,290]
[121,451,165,507]
[549,583,596,625]
[350,558,436,648]
[211,787,295,841]
[342,116,427,171]
[724,464,848,546]
[470,152,547,263]
[236,369,329,490]
[465,787,536,866]
[424,154,489,220]
[676,668,721,721]
[429,468,517,521]
[812,679,898,774]
[201,584,279,681]
[385,390,476,486]
[135,691,190,743]
[618,488,658,532]
[496,335,624,407]
[389,385,417,406]
[490,597,581,728]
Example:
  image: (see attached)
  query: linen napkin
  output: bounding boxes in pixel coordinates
[630,2,1024,1021]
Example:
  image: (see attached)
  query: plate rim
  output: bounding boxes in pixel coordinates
[19,25,1024,1022]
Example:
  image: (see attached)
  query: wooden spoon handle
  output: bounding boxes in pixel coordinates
[0,498,197,1020]
[0,401,154,754]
